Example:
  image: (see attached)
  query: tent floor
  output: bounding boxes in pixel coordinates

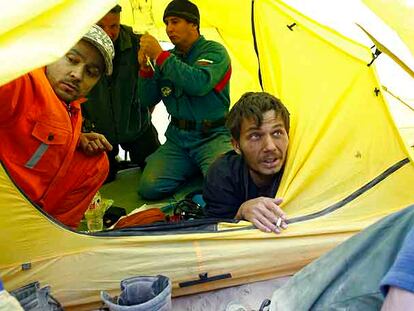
[100,167,203,213]
[77,167,203,230]
[171,276,290,310]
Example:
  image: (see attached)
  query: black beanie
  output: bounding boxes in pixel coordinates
[163,0,200,27]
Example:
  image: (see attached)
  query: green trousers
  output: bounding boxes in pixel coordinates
[138,125,231,200]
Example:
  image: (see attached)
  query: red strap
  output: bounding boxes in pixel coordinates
[156,51,171,67]
[214,65,232,93]
[139,69,154,78]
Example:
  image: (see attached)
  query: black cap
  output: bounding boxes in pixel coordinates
[163,0,200,27]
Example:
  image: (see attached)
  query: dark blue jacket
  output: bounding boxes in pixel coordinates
[203,150,283,219]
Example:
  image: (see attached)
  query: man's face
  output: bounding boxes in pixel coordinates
[164,16,197,47]
[232,110,289,186]
[46,40,104,103]
[97,12,121,42]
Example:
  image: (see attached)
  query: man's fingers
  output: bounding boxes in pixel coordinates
[92,134,111,150]
[91,138,105,150]
[252,218,275,233]
[257,205,288,233]
[263,199,286,220]
[139,35,162,60]
[241,197,289,233]
[86,134,110,150]
[88,141,99,150]
[259,204,279,224]
[138,50,146,64]
[140,35,154,49]
[253,207,280,233]
[272,198,283,205]
[100,138,113,151]
[255,216,280,234]
[93,139,105,150]
[79,133,112,155]
[275,217,288,230]
[95,138,110,151]
[275,207,287,220]
[256,215,288,234]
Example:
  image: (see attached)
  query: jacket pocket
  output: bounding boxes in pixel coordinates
[31,121,70,145]
[25,122,70,169]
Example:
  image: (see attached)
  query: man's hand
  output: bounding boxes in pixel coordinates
[139,34,163,61]
[382,287,414,311]
[138,49,151,70]
[79,133,112,156]
[236,197,288,233]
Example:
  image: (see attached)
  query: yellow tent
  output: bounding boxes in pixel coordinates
[1,0,413,309]
[363,0,414,59]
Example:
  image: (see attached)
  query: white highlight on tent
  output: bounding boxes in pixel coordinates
[284,0,414,144]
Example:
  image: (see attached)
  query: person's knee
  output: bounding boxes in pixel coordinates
[87,153,110,185]
[138,173,170,200]
[73,150,109,182]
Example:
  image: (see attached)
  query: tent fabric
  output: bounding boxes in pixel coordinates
[1,0,414,309]
[250,0,414,219]
[269,204,414,311]
[356,24,414,79]
[0,162,353,309]
[0,0,116,86]
[362,0,414,59]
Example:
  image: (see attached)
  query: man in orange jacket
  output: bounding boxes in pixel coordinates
[0,25,115,228]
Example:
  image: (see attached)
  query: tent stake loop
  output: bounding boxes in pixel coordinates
[367,47,382,67]
[179,272,232,287]
[287,22,297,31]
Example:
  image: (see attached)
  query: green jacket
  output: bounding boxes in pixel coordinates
[82,25,151,144]
[138,36,231,122]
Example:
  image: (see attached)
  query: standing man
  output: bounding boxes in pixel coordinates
[82,5,160,183]
[0,25,114,228]
[203,92,290,233]
[137,0,232,200]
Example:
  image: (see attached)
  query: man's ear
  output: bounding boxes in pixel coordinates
[189,22,198,31]
[231,137,241,155]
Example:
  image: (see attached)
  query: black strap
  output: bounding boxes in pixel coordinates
[170,116,226,131]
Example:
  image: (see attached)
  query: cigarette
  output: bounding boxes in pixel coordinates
[276,217,282,227]
[146,56,155,71]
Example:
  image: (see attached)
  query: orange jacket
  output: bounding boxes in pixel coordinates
[0,68,108,227]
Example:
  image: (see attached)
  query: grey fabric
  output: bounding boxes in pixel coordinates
[270,205,414,311]
[101,275,172,311]
[24,143,48,169]
[10,282,63,311]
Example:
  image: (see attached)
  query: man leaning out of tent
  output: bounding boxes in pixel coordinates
[0,25,114,228]
[203,92,289,233]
